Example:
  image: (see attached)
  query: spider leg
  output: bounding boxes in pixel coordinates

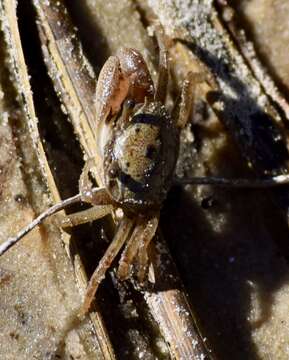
[117,218,146,281]
[57,205,113,228]
[0,185,113,256]
[173,72,209,129]
[79,158,112,205]
[81,216,134,315]
[137,214,159,284]
[154,30,169,103]
[117,214,159,282]
[79,158,96,194]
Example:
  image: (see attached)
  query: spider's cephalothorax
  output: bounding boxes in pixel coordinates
[103,101,179,213]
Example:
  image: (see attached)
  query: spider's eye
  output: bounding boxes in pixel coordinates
[124,99,135,109]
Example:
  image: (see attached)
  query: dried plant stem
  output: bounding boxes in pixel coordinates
[176,174,289,188]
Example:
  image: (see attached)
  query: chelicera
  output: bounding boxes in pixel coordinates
[1,33,289,315]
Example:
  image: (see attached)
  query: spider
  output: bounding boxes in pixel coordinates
[1,33,289,315]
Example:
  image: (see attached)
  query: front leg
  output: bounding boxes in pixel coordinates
[154,29,169,103]
[79,158,96,200]
[79,158,112,206]
[173,71,217,129]
[54,158,114,228]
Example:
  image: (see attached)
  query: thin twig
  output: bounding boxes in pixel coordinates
[175,174,289,188]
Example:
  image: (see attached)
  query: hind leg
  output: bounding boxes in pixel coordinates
[117,214,159,282]
[81,216,134,315]
[136,215,159,283]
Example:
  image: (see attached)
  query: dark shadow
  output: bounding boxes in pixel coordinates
[157,37,289,359]
[178,39,289,256]
[180,40,289,173]
[161,180,289,359]
[156,41,289,355]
